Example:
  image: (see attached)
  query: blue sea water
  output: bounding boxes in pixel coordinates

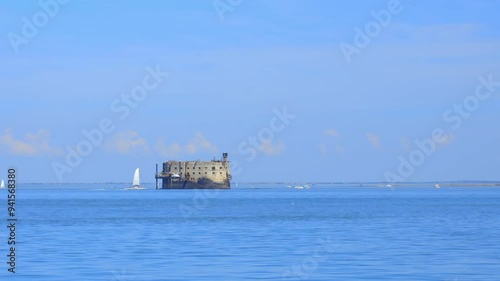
[1,184,500,281]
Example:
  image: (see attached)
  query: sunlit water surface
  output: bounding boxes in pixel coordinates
[1,184,499,280]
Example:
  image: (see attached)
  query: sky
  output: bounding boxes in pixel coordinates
[1,0,499,183]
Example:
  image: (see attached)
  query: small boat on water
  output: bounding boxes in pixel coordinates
[435,184,441,189]
[0,179,5,189]
[125,168,146,190]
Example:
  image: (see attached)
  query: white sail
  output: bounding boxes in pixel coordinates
[124,168,146,190]
[133,168,140,187]
[0,180,4,189]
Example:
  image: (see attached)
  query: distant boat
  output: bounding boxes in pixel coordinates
[435,184,441,189]
[125,168,146,190]
[0,179,4,189]
[294,184,310,189]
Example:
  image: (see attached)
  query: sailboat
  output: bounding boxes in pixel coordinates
[126,168,146,190]
[0,179,5,189]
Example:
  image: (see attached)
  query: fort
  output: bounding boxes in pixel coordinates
[155,153,231,189]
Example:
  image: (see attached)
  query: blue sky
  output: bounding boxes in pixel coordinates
[1,0,499,183]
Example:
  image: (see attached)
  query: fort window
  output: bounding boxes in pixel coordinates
[212,172,215,174]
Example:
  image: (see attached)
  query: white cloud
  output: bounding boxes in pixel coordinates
[319,143,328,156]
[399,133,455,152]
[335,145,345,154]
[184,132,218,154]
[153,132,218,157]
[366,133,382,150]
[323,129,339,138]
[103,131,150,154]
[319,143,345,156]
[436,133,455,146]
[320,128,344,155]
[261,140,285,156]
[0,129,63,156]
[102,131,219,157]
[154,139,182,157]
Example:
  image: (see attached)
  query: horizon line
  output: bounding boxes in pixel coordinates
[13,180,500,185]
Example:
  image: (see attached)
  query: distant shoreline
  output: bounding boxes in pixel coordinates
[239,182,500,187]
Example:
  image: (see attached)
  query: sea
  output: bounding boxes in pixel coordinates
[1,183,500,281]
